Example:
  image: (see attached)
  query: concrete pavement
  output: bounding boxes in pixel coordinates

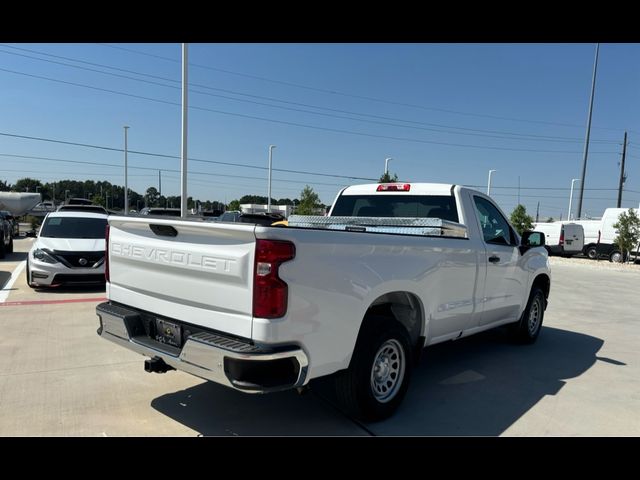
[1,237,638,436]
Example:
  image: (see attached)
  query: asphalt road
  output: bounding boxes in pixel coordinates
[1,237,638,436]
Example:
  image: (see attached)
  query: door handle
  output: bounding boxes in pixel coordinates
[488,255,500,263]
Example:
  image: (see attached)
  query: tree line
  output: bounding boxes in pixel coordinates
[1,177,325,214]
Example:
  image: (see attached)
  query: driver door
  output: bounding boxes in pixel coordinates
[473,196,523,327]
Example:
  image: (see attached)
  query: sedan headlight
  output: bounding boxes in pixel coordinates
[33,248,58,264]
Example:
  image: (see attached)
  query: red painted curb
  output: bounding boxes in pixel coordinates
[0,297,107,307]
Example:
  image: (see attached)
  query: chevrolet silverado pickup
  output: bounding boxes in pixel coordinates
[96,183,550,421]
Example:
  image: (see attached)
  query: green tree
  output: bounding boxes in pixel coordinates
[510,204,534,235]
[546,217,554,223]
[13,177,43,193]
[613,209,640,262]
[379,172,399,183]
[0,179,11,192]
[144,187,160,207]
[296,185,321,215]
[228,200,241,211]
[92,194,106,208]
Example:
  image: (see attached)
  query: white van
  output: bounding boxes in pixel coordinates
[564,219,601,259]
[533,222,584,256]
[595,208,640,262]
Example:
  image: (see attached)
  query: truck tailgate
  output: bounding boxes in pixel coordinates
[107,217,256,339]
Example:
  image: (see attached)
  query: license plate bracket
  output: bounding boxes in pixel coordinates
[155,318,182,348]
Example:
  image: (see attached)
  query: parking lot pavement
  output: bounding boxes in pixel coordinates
[1,237,639,436]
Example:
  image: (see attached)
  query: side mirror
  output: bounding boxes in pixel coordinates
[520,231,545,254]
[522,231,545,247]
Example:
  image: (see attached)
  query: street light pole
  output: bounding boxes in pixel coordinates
[384,157,393,175]
[576,43,600,220]
[180,43,188,219]
[487,169,497,195]
[124,125,129,215]
[268,145,276,213]
[568,178,581,221]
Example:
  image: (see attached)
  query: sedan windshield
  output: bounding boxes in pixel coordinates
[40,217,108,239]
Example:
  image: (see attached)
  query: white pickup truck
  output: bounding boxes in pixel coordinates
[96,183,550,421]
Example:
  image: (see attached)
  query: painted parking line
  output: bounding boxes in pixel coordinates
[0,261,26,303]
[0,296,107,307]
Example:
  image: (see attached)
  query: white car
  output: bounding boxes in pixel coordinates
[27,211,108,288]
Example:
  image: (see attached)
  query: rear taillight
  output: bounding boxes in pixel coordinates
[105,224,110,283]
[559,228,564,246]
[253,239,295,318]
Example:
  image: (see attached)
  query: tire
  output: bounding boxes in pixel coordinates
[508,287,545,344]
[0,237,5,259]
[585,246,598,260]
[334,317,413,422]
[7,237,13,254]
[609,251,623,263]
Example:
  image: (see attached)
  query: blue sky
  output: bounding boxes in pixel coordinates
[1,43,640,219]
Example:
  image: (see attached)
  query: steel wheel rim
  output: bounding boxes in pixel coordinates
[612,252,622,263]
[370,339,405,403]
[528,297,542,336]
[587,249,597,259]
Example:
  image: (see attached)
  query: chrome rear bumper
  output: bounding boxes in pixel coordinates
[96,302,309,393]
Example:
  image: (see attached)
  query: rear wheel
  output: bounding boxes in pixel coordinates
[509,287,545,344]
[7,237,13,254]
[334,317,413,422]
[0,237,5,259]
[609,251,624,263]
[585,246,598,260]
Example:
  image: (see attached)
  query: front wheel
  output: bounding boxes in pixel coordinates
[509,287,545,344]
[334,318,413,422]
[585,246,598,260]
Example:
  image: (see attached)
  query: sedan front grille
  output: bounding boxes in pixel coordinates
[50,251,105,269]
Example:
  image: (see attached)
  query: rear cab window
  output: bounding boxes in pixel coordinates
[331,194,459,222]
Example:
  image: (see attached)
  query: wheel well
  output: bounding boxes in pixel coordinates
[361,292,423,351]
[532,274,550,301]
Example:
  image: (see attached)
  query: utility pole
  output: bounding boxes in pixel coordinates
[617,131,627,208]
[158,170,162,206]
[536,202,540,223]
[518,176,521,205]
[577,43,600,220]
[268,145,276,213]
[124,125,130,215]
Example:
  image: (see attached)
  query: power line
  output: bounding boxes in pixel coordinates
[0,68,622,156]
[0,44,621,146]
[0,131,377,181]
[95,43,625,133]
[464,184,621,191]
[0,153,350,188]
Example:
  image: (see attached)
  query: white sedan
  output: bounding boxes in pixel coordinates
[27,211,108,288]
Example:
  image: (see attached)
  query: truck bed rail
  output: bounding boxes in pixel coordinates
[287,215,468,238]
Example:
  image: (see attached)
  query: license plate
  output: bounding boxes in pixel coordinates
[566,240,572,245]
[155,318,182,348]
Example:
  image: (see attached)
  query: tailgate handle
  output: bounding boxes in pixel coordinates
[149,224,178,237]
